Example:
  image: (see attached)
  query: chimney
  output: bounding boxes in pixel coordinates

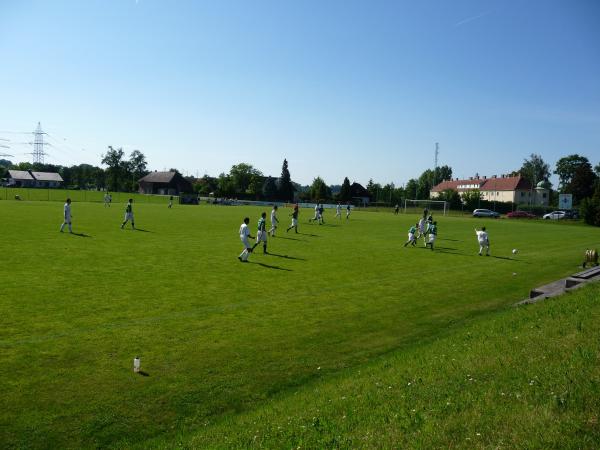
[492,175,497,178]
[483,175,487,179]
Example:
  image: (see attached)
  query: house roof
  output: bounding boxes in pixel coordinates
[139,171,177,183]
[8,170,34,180]
[431,176,532,193]
[31,172,63,182]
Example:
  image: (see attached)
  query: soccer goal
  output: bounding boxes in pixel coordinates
[403,199,448,216]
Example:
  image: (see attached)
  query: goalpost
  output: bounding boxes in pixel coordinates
[404,199,448,216]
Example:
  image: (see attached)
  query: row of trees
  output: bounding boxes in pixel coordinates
[0,147,150,192]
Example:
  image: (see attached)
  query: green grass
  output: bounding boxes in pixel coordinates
[0,199,598,448]
[0,186,175,203]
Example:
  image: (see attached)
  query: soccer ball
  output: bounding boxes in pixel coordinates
[512,249,518,255]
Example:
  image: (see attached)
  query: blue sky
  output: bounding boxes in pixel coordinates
[1,0,598,186]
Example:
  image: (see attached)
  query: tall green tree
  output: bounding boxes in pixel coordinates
[129,150,148,191]
[310,176,331,201]
[405,179,419,199]
[230,163,262,194]
[277,159,295,201]
[570,163,597,204]
[554,154,591,191]
[434,165,453,185]
[519,153,550,185]
[339,177,352,201]
[101,146,125,191]
[262,176,278,200]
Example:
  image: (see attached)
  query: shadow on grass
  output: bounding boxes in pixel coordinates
[138,371,150,377]
[490,255,517,261]
[134,228,153,233]
[439,238,461,242]
[71,232,91,238]
[297,232,320,237]
[249,261,292,271]
[266,252,306,261]
[276,236,302,241]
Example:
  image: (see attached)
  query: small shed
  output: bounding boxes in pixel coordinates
[31,171,64,188]
[138,171,194,195]
[7,170,35,187]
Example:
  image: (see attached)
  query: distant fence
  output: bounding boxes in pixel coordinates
[198,197,353,210]
[0,187,177,204]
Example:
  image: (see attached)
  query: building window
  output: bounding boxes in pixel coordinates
[543,193,547,198]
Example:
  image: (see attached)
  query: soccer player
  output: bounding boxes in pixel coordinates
[253,212,268,254]
[238,217,255,262]
[404,223,418,247]
[309,203,319,223]
[318,203,325,224]
[104,192,111,207]
[168,195,173,208]
[424,221,437,250]
[335,202,342,219]
[417,216,426,241]
[287,204,299,233]
[60,198,73,233]
[268,205,279,236]
[121,199,135,229]
[475,226,490,256]
[394,204,400,215]
[346,203,351,219]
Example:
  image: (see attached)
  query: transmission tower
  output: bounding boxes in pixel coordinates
[32,122,48,164]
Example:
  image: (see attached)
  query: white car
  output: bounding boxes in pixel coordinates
[543,211,566,220]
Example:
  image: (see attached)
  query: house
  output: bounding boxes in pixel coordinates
[138,171,194,195]
[30,171,64,188]
[349,182,371,206]
[430,174,549,206]
[7,170,35,187]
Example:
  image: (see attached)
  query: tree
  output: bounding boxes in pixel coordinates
[554,154,591,191]
[247,174,264,198]
[277,159,295,201]
[595,163,600,178]
[580,182,600,226]
[217,173,236,197]
[462,190,482,210]
[262,176,278,200]
[519,153,550,185]
[437,188,462,209]
[339,177,352,201]
[229,163,262,194]
[194,174,218,195]
[570,162,597,204]
[366,179,381,201]
[101,146,126,191]
[417,169,434,199]
[434,165,453,185]
[405,179,419,199]
[129,150,148,192]
[310,176,331,201]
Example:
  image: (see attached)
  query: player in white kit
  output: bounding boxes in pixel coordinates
[60,198,73,233]
[335,202,342,219]
[238,217,255,262]
[268,206,279,237]
[475,227,490,256]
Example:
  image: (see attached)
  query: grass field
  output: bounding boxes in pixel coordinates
[1,199,598,448]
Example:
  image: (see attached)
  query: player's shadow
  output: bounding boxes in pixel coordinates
[134,228,152,233]
[490,255,515,261]
[267,252,306,261]
[439,238,461,242]
[71,232,91,238]
[137,371,150,377]
[298,232,320,237]
[436,246,458,251]
[277,236,302,241]
[250,261,292,271]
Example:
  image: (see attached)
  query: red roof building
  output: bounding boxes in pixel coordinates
[431,175,549,206]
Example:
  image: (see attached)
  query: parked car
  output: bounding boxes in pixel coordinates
[472,208,500,218]
[506,211,536,219]
[543,211,566,220]
[564,209,579,219]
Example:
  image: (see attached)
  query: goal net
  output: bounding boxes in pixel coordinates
[403,199,448,216]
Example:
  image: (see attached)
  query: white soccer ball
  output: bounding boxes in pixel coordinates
[512,249,518,255]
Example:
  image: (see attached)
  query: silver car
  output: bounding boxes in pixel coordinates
[472,209,500,218]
